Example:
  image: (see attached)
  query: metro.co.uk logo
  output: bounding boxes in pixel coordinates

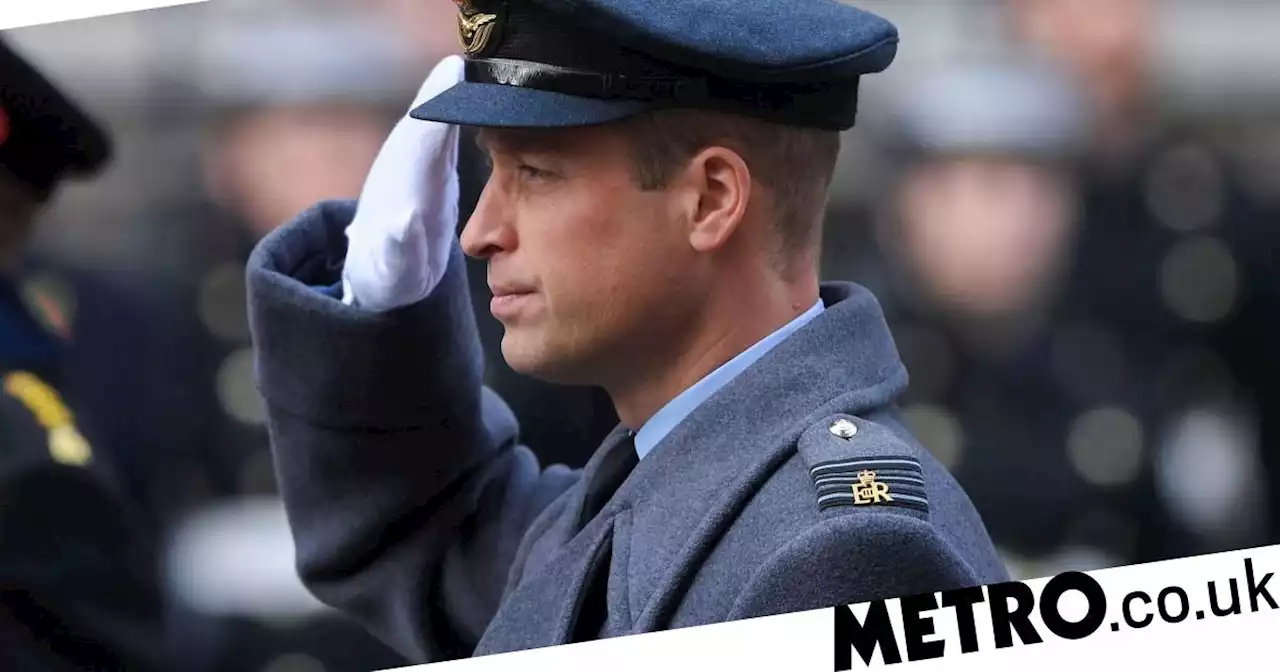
[835,556,1276,669]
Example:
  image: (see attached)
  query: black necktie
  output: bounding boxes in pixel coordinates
[577,432,639,530]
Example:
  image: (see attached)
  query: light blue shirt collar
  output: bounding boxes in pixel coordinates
[632,299,826,459]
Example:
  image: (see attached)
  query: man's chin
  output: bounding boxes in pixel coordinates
[500,334,594,386]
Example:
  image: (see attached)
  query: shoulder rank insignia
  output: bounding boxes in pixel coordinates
[810,458,928,513]
[3,371,92,467]
[799,414,931,515]
[455,0,506,57]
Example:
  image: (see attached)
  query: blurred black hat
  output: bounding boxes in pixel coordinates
[0,34,111,203]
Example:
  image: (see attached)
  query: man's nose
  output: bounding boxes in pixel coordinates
[460,180,516,260]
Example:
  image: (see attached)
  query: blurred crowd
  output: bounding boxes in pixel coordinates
[5,0,1280,670]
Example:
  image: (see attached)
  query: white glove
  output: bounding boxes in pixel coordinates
[342,55,466,310]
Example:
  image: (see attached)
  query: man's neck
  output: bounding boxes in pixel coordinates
[608,274,820,430]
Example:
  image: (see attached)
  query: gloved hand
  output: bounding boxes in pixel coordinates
[342,55,466,311]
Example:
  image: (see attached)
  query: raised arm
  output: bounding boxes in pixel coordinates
[246,58,582,663]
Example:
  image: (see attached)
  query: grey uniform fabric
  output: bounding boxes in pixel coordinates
[247,200,1009,663]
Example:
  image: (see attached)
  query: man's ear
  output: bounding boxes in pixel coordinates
[683,146,751,253]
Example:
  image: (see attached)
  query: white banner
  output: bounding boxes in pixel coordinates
[387,544,1280,670]
[0,0,207,31]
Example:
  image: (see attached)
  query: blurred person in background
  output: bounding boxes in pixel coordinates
[21,19,413,672]
[1002,0,1153,156]
[844,61,1205,576]
[0,35,175,672]
[1002,0,1280,556]
[194,99,393,499]
[837,0,1280,577]
[167,86,412,672]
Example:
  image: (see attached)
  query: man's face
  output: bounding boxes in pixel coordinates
[462,125,695,385]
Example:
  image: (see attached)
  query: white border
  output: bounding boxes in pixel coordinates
[0,0,208,31]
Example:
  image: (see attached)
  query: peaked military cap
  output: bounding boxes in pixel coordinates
[0,36,111,202]
[411,0,899,131]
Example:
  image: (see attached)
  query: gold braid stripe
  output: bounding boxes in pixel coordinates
[3,371,92,467]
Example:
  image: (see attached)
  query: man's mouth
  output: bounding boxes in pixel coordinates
[489,283,536,318]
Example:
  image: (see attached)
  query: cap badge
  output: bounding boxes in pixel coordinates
[455,0,504,57]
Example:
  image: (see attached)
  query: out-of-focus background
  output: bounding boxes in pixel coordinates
[4,0,1280,669]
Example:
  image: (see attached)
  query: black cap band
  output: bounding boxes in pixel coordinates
[465,57,861,130]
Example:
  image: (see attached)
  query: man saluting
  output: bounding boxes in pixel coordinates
[247,0,1007,661]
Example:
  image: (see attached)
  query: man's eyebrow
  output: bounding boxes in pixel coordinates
[474,128,564,156]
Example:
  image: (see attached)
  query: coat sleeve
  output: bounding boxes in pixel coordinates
[246,200,580,663]
[0,397,173,672]
[726,513,983,621]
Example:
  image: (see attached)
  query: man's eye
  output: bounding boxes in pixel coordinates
[518,163,553,180]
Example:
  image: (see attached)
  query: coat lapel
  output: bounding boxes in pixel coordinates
[504,427,633,586]
[603,507,635,635]
[474,511,617,654]
[477,428,637,654]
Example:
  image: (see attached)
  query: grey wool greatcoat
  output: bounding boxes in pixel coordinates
[246,200,1009,663]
